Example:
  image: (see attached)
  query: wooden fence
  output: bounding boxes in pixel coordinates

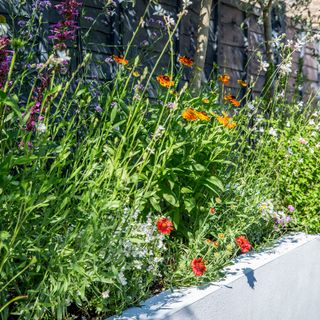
[0,0,319,98]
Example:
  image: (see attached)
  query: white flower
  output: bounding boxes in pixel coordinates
[260,61,269,72]
[133,260,143,270]
[309,119,315,126]
[182,0,193,9]
[118,272,127,286]
[37,123,46,133]
[247,102,255,110]
[269,127,277,137]
[164,15,175,27]
[279,61,292,75]
[154,125,165,138]
[153,5,166,16]
[0,22,9,36]
[102,290,110,299]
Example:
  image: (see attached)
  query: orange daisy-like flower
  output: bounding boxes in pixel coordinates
[216,112,237,129]
[224,94,236,101]
[237,79,248,87]
[182,108,198,121]
[196,111,210,121]
[156,75,175,88]
[230,98,240,107]
[224,95,240,107]
[178,56,194,67]
[218,74,230,85]
[182,108,211,121]
[113,55,128,65]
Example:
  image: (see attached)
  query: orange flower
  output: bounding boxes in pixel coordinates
[182,108,210,121]
[237,79,248,87]
[209,207,216,214]
[202,98,209,104]
[156,75,175,88]
[113,55,128,65]
[230,98,240,107]
[213,241,219,248]
[182,108,198,121]
[224,94,236,101]
[216,112,237,129]
[178,56,194,67]
[196,111,210,121]
[224,95,240,107]
[218,74,230,85]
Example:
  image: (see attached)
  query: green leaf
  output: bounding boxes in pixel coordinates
[150,196,161,211]
[181,187,192,194]
[163,191,179,207]
[184,198,196,213]
[193,163,206,171]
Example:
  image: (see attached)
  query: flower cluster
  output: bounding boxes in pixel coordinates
[25,75,50,131]
[182,108,210,121]
[32,0,52,11]
[49,0,82,51]
[259,200,292,230]
[0,37,11,89]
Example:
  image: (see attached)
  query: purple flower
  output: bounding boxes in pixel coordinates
[50,0,82,51]
[166,102,177,109]
[0,37,11,89]
[33,0,52,11]
[288,205,295,213]
[95,105,103,113]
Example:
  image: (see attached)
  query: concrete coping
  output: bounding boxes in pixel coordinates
[110,232,320,320]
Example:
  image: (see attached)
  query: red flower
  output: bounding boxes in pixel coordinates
[209,207,216,214]
[191,257,206,276]
[235,236,251,253]
[156,217,174,235]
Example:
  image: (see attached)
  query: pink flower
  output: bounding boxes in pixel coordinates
[299,138,308,145]
[288,205,295,213]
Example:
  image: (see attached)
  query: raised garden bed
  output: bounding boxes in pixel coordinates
[111,233,320,320]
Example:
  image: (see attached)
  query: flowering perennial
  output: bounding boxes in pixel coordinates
[156,75,175,88]
[49,0,82,51]
[218,74,230,85]
[156,217,174,235]
[0,37,11,89]
[191,257,206,276]
[182,108,210,121]
[215,112,236,129]
[235,236,251,253]
[178,56,194,67]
